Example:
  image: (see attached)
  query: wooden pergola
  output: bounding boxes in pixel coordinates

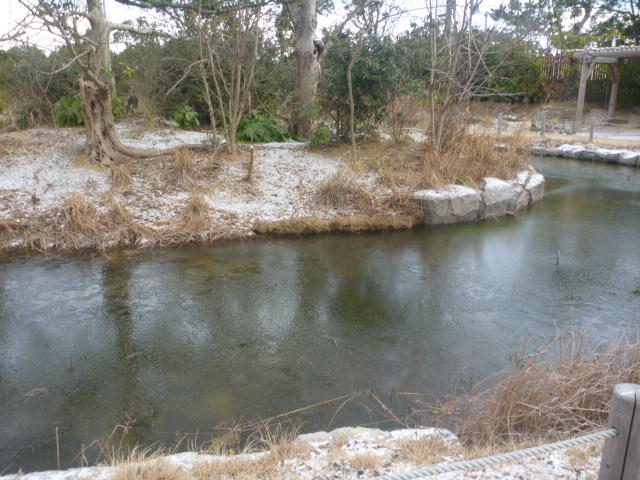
[573,46,640,122]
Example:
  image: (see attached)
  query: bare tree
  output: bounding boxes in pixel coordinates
[169,0,262,153]
[17,0,171,165]
[423,0,518,152]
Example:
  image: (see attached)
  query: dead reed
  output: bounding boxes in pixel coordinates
[446,329,640,447]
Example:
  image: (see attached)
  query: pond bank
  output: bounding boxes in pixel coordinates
[0,427,601,480]
[532,143,640,167]
[0,120,542,254]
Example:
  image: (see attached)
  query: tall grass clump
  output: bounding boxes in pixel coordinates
[446,329,640,447]
[111,165,133,193]
[422,128,528,188]
[168,148,197,188]
[316,170,374,210]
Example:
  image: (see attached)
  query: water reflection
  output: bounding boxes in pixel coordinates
[0,157,639,473]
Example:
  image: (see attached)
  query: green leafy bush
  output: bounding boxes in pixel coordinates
[308,122,336,149]
[237,111,289,142]
[173,104,200,129]
[53,94,84,126]
[112,96,126,118]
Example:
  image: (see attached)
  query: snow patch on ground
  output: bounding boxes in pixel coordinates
[115,123,213,150]
[0,120,374,245]
[0,128,110,217]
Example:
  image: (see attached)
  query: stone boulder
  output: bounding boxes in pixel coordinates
[413,168,545,226]
[619,151,639,166]
[413,185,481,225]
[525,172,545,204]
[481,177,519,217]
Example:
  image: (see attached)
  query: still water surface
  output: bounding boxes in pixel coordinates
[1,157,639,473]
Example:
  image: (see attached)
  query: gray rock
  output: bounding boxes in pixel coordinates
[525,173,545,204]
[413,185,481,225]
[579,149,598,161]
[329,427,389,444]
[481,177,518,217]
[618,152,639,166]
[597,150,622,163]
[296,431,331,445]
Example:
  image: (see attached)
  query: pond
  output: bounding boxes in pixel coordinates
[1,157,639,474]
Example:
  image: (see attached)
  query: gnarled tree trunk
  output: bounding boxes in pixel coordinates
[80,78,152,165]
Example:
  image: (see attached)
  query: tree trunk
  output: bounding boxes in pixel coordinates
[80,78,153,165]
[292,0,321,138]
[347,56,357,158]
[81,0,155,164]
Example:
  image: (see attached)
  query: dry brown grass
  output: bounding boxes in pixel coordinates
[168,148,197,188]
[111,459,191,480]
[316,170,375,211]
[111,165,133,193]
[349,452,386,472]
[0,192,245,253]
[421,129,528,188]
[251,422,311,465]
[353,128,528,192]
[446,329,640,447]
[255,214,421,236]
[191,424,309,480]
[168,195,211,238]
[566,442,601,468]
[396,435,455,465]
[59,193,103,248]
[0,135,27,158]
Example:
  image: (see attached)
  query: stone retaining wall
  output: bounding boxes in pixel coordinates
[413,169,544,226]
[532,144,640,167]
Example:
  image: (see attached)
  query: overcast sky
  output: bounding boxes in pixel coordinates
[1,0,505,51]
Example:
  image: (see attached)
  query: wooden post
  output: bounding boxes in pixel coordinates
[245,147,255,183]
[607,63,621,121]
[589,117,595,143]
[576,60,593,123]
[497,113,503,136]
[598,383,640,480]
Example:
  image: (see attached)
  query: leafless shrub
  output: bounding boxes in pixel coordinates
[386,95,423,146]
